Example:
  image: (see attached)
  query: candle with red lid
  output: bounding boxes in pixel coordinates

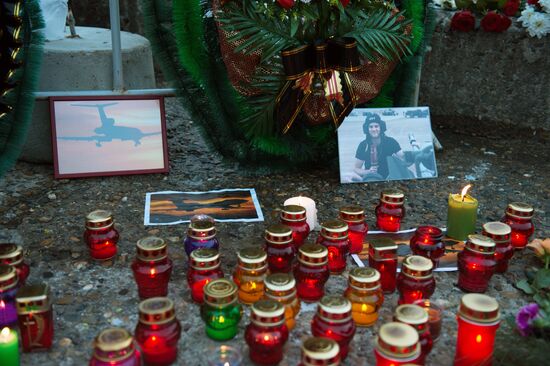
[280,204,310,249]
[0,265,18,328]
[500,202,535,250]
[184,215,220,257]
[16,284,54,351]
[264,273,300,330]
[447,185,478,241]
[187,248,224,304]
[89,328,142,366]
[339,206,368,254]
[233,247,268,305]
[368,237,398,293]
[294,243,329,302]
[454,294,500,366]
[482,222,513,273]
[264,224,296,273]
[131,237,173,299]
[299,337,340,366]
[311,296,356,360]
[394,304,433,364]
[0,244,29,285]
[397,255,436,305]
[374,322,421,366]
[134,297,181,365]
[317,220,350,274]
[375,190,405,232]
[410,226,445,268]
[457,235,496,293]
[83,210,119,260]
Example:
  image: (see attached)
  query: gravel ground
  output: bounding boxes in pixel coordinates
[1,97,549,365]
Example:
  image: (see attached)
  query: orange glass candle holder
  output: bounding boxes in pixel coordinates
[187,248,224,304]
[233,247,268,305]
[454,294,500,366]
[317,220,350,274]
[84,210,119,260]
[374,322,421,366]
[344,267,384,327]
[501,202,535,250]
[280,205,310,249]
[131,237,173,300]
[0,244,29,285]
[264,273,300,330]
[457,235,496,293]
[294,243,329,302]
[16,284,54,352]
[482,222,513,273]
[394,304,433,364]
[397,255,436,305]
[89,328,142,366]
[339,206,368,254]
[375,190,405,232]
[299,337,340,366]
[368,238,398,293]
[265,224,296,273]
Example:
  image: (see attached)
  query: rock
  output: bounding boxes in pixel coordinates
[59,338,72,347]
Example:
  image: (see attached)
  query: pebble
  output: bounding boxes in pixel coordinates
[82,284,93,291]
[48,193,57,200]
[39,216,52,223]
[121,196,128,202]
[59,338,72,347]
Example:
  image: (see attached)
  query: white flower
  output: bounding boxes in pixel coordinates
[526,13,550,38]
[539,0,550,13]
[519,5,537,26]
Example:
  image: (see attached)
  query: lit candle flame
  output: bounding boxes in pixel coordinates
[150,268,156,276]
[0,327,11,342]
[476,334,482,343]
[0,300,4,309]
[460,185,472,201]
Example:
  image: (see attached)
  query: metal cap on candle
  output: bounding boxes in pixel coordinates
[281,205,307,222]
[318,295,352,323]
[265,224,293,245]
[348,267,381,290]
[402,255,434,279]
[506,202,534,219]
[458,294,500,323]
[204,278,238,307]
[380,189,405,205]
[190,248,221,270]
[0,243,24,266]
[376,322,420,359]
[482,222,512,243]
[301,337,340,365]
[138,297,176,325]
[395,304,429,325]
[369,238,398,261]
[0,264,17,291]
[93,328,136,362]
[320,220,349,240]
[237,247,267,267]
[188,219,217,240]
[298,243,328,266]
[466,234,496,254]
[339,205,365,223]
[15,284,51,314]
[85,210,114,230]
[251,299,285,326]
[136,236,167,262]
[265,273,296,292]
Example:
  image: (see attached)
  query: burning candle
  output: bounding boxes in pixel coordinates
[294,243,329,302]
[201,279,243,341]
[232,247,267,305]
[187,248,224,304]
[344,267,384,327]
[375,190,406,232]
[500,202,535,250]
[16,284,54,351]
[131,237,173,299]
[413,299,443,342]
[457,235,496,293]
[0,327,19,366]
[339,206,368,254]
[135,297,181,365]
[264,273,300,330]
[184,215,220,257]
[409,226,445,268]
[374,322,421,366]
[397,255,436,305]
[283,196,317,231]
[482,222,513,273]
[394,304,433,364]
[89,328,142,366]
[280,205,311,249]
[299,337,341,366]
[317,220,351,274]
[368,238,398,293]
[207,345,243,366]
[447,185,478,241]
[454,294,500,366]
[84,210,119,260]
[265,224,296,273]
[0,244,30,285]
[0,265,18,328]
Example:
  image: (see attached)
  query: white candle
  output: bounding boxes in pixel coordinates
[283,196,318,230]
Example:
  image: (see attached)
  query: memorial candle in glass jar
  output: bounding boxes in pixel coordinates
[245,299,289,365]
[482,222,513,273]
[265,224,295,273]
[311,296,356,360]
[299,337,340,366]
[135,297,181,365]
[264,273,300,331]
[457,235,496,293]
[374,322,421,366]
[184,215,220,257]
[89,328,141,366]
[409,226,445,268]
[344,267,384,327]
[447,185,478,241]
[84,210,119,260]
[317,220,350,274]
[187,248,224,304]
[454,294,500,366]
[0,243,29,285]
[280,205,310,249]
[368,238,398,293]
[233,247,268,305]
[397,255,436,305]
[201,279,242,341]
[294,243,330,302]
[375,190,405,232]
[501,202,535,250]
[131,237,173,299]
[0,265,18,328]
[394,304,433,364]
[339,206,368,254]
[16,284,54,351]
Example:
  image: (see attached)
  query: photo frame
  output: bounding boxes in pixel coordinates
[50,95,169,178]
[338,107,437,183]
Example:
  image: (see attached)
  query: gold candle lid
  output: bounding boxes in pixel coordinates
[458,293,500,323]
[0,264,17,291]
[466,234,496,254]
[86,210,114,230]
[93,328,135,362]
[301,337,340,364]
[482,222,511,243]
[320,220,349,240]
[380,189,405,205]
[138,297,176,325]
[281,205,307,222]
[376,322,420,359]
[506,202,534,219]
[395,304,429,325]
[298,243,328,266]
[0,244,23,265]
[15,284,51,314]
[339,205,365,223]
[190,248,220,270]
[349,267,381,290]
[402,256,434,278]
[265,273,296,292]
[265,225,293,244]
[251,299,285,326]
[318,296,352,323]
[203,278,238,306]
[237,247,267,264]
[188,219,217,240]
[136,237,167,262]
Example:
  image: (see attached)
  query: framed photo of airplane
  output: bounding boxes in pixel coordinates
[50,95,169,178]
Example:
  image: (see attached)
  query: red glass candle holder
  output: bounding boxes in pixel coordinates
[84,210,119,261]
[482,222,513,273]
[265,224,296,273]
[394,304,433,364]
[500,202,534,250]
[299,337,340,366]
[16,284,54,351]
[0,243,30,285]
[339,206,368,254]
[375,190,405,232]
[368,238,398,293]
[280,205,310,249]
[245,299,289,365]
[264,273,300,331]
[374,322,421,366]
[317,220,350,274]
[135,297,181,365]
[201,279,243,341]
[397,255,436,305]
[294,243,329,302]
[90,328,142,366]
[187,248,224,304]
[457,235,496,293]
[344,267,384,327]
[233,247,268,305]
[409,226,445,268]
[184,216,220,257]
[311,296,356,360]
[131,237,173,300]
[454,294,500,366]
[0,265,18,328]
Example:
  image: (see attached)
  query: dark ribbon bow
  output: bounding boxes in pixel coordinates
[275,38,361,134]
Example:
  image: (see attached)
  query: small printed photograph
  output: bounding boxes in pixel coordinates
[338,107,437,183]
[50,96,168,178]
[144,189,264,225]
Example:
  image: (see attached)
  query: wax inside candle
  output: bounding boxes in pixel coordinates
[0,327,19,366]
[447,193,478,241]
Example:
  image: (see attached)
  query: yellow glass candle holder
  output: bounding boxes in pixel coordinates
[233,247,268,305]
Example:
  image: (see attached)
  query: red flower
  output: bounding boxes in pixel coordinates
[481,11,511,32]
[340,0,350,7]
[277,0,294,9]
[450,10,476,32]
[503,0,520,16]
